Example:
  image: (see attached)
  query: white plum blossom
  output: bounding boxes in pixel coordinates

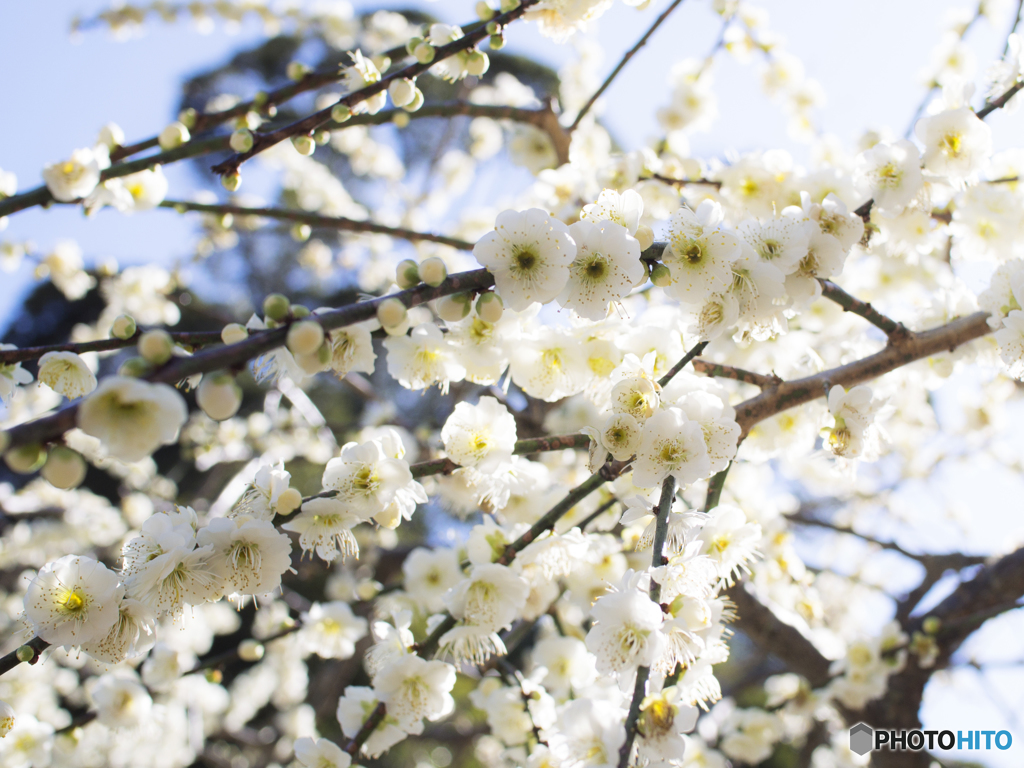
[36,351,96,399]
[80,597,157,664]
[585,572,666,680]
[384,322,466,393]
[633,407,712,488]
[342,50,387,115]
[76,376,188,462]
[89,673,152,728]
[372,654,456,732]
[293,737,351,768]
[995,310,1024,378]
[0,345,33,404]
[24,555,123,648]
[198,517,293,597]
[283,498,361,562]
[473,208,576,310]
[328,320,376,377]
[854,140,924,216]
[322,436,423,521]
[663,201,741,303]
[299,601,369,659]
[402,547,464,613]
[915,107,992,185]
[696,505,762,586]
[581,188,644,235]
[42,146,104,202]
[443,563,530,632]
[559,220,644,320]
[441,396,518,471]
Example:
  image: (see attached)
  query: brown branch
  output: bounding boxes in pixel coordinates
[646,173,722,189]
[4,268,496,451]
[211,1,541,176]
[734,310,993,437]
[0,330,223,366]
[818,280,907,338]
[691,359,781,389]
[569,0,689,131]
[0,636,50,677]
[658,340,710,388]
[160,199,475,250]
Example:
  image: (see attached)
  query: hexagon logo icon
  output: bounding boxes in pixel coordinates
[850,722,873,756]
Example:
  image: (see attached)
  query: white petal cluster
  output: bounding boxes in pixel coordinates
[77,376,188,462]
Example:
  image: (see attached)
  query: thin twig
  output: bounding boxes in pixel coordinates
[0,330,223,366]
[658,340,710,388]
[569,0,689,132]
[818,280,908,339]
[160,199,474,250]
[691,359,781,389]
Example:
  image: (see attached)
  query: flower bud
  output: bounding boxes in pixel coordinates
[178,108,198,129]
[403,89,425,113]
[922,616,941,634]
[419,257,448,287]
[196,373,243,421]
[388,78,417,108]
[286,61,310,81]
[238,639,265,662]
[635,224,655,251]
[314,130,331,145]
[393,112,411,128]
[111,314,137,339]
[396,259,420,289]
[118,356,151,377]
[4,444,46,474]
[489,33,506,50]
[291,223,312,242]
[331,103,352,123]
[230,128,254,153]
[405,36,424,55]
[476,1,496,21]
[158,121,190,150]
[221,323,248,344]
[377,297,408,329]
[287,320,325,356]
[500,0,521,11]
[276,487,302,516]
[291,305,310,319]
[292,135,316,156]
[41,447,87,490]
[476,291,504,322]
[650,263,673,287]
[15,645,35,663]
[221,172,242,192]
[98,122,125,150]
[485,20,500,35]
[263,293,291,322]
[413,42,436,64]
[437,294,471,322]
[466,51,490,77]
[138,329,174,365]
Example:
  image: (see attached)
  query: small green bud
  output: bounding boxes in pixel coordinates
[221,172,242,192]
[292,135,316,156]
[377,297,408,329]
[158,121,190,151]
[485,20,500,35]
[4,444,47,474]
[395,259,420,289]
[419,257,448,287]
[290,304,311,319]
[650,263,673,287]
[436,294,471,323]
[476,291,504,323]
[313,129,331,145]
[476,1,496,21]
[405,36,424,56]
[286,61,310,81]
[118,356,151,378]
[500,0,521,11]
[291,223,312,242]
[16,645,35,663]
[177,108,198,129]
[111,314,137,339]
[413,42,436,64]
[138,329,174,365]
[331,103,353,123]
[489,33,506,50]
[229,128,254,153]
[221,323,248,344]
[922,616,941,635]
[263,293,291,322]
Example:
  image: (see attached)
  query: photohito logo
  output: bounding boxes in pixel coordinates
[849,723,1013,755]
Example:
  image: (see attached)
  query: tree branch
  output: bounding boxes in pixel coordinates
[160,199,475,250]
[3,267,496,450]
[0,330,223,366]
[211,0,541,176]
[658,341,710,388]
[691,359,781,389]
[569,0,689,132]
[619,474,676,768]
[733,311,993,437]
[818,280,907,338]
